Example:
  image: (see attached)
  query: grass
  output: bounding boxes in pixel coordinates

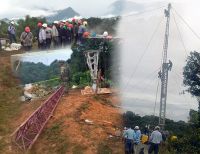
[97,142,113,154]
[79,101,90,112]
[31,120,69,154]
[0,63,23,153]
[72,144,85,154]
[93,95,114,107]
[0,66,22,135]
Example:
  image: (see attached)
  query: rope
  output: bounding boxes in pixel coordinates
[122,17,164,91]
[172,7,200,42]
[127,67,160,90]
[172,11,189,57]
[122,5,167,18]
[170,70,192,109]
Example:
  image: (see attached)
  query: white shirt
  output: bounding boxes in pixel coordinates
[149,130,162,144]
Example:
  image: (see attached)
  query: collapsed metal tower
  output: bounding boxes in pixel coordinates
[159,3,172,129]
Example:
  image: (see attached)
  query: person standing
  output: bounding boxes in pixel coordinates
[72,20,79,45]
[8,21,16,44]
[52,21,60,48]
[123,126,136,154]
[78,21,87,44]
[134,126,142,154]
[148,126,163,154]
[45,24,52,49]
[20,26,33,51]
[39,24,47,50]
[36,22,43,49]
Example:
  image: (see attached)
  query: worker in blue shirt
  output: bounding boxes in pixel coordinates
[123,126,136,154]
[134,126,142,153]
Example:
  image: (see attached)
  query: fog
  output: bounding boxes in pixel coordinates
[118,1,200,121]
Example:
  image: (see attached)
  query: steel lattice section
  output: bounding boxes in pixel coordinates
[11,86,65,151]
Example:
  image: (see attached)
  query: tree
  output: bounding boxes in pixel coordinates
[189,109,198,126]
[183,51,200,127]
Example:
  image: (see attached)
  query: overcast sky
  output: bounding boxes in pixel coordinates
[0,0,117,18]
[119,0,200,121]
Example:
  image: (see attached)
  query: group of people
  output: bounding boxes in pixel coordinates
[123,125,163,154]
[7,19,89,51]
[35,19,88,50]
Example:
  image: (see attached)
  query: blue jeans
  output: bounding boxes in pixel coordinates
[148,143,159,154]
[125,139,134,154]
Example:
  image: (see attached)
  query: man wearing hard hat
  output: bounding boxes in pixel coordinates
[39,23,47,50]
[8,21,16,44]
[148,126,163,154]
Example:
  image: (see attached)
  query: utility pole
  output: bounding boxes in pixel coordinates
[159,3,172,129]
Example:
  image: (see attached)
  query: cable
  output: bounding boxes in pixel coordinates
[127,67,160,90]
[125,73,158,103]
[122,17,164,91]
[122,5,167,18]
[153,79,160,116]
[172,11,189,57]
[172,7,200,42]
[170,70,192,109]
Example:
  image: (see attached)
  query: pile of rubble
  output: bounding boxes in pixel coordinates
[20,84,54,102]
[81,86,112,95]
[4,43,22,51]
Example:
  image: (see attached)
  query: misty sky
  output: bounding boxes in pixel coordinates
[119,0,200,121]
[0,0,117,18]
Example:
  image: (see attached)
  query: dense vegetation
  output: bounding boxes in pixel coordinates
[123,111,189,136]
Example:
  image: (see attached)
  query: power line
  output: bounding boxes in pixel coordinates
[170,70,192,109]
[127,67,160,90]
[172,11,189,57]
[122,17,164,91]
[172,7,200,42]
[125,73,158,104]
[123,5,167,18]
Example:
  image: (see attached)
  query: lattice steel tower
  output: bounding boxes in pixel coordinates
[159,3,172,129]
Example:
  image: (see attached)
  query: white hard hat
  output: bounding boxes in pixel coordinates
[42,23,47,28]
[155,126,160,130]
[83,21,88,26]
[103,31,108,37]
[53,21,59,24]
[134,126,139,130]
[11,21,15,24]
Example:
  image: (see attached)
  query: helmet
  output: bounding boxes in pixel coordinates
[134,126,139,130]
[11,21,15,25]
[155,126,160,130]
[53,21,59,24]
[68,24,73,28]
[42,23,47,28]
[83,32,90,38]
[72,18,76,22]
[25,26,30,33]
[103,31,108,37]
[83,21,87,26]
[37,22,42,27]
